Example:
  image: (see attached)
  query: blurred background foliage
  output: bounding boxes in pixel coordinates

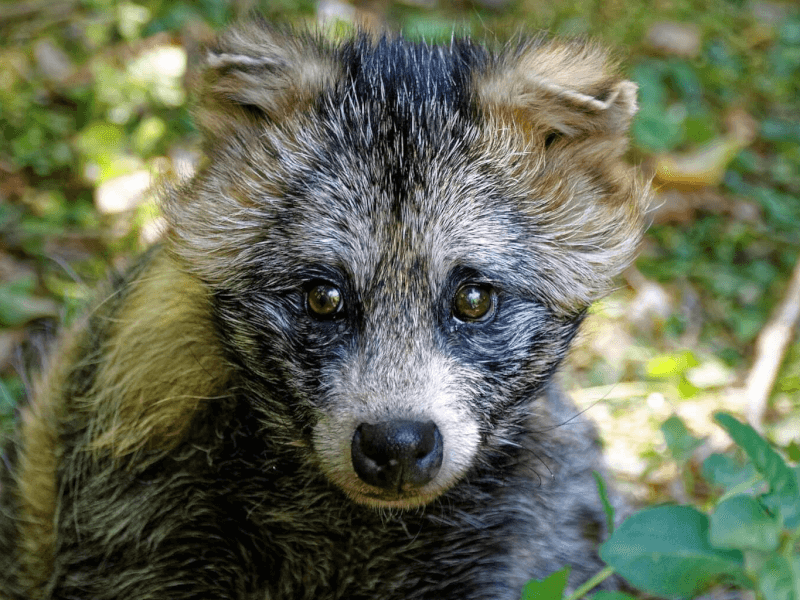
[0,0,798,506]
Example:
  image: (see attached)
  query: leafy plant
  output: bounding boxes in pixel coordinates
[521,413,800,600]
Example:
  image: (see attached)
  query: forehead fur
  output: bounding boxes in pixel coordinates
[166,25,648,314]
[338,35,484,117]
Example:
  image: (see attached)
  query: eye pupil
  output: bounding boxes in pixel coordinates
[307,284,343,318]
[453,284,494,321]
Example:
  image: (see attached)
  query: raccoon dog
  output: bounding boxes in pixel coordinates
[0,22,647,600]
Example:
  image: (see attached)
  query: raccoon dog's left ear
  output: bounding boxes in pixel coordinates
[193,23,340,138]
[476,39,638,139]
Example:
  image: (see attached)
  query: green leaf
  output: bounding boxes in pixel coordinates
[661,415,703,463]
[758,555,798,600]
[714,413,800,528]
[600,505,744,599]
[702,453,753,490]
[709,495,781,551]
[779,17,800,44]
[745,550,771,581]
[780,377,800,395]
[133,115,166,155]
[666,61,703,106]
[592,593,637,600]
[684,112,718,145]
[762,119,800,144]
[677,376,700,399]
[632,105,685,152]
[792,557,800,600]
[646,351,699,379]
[0,277,59,326]
[74,121,126,161]
[631,62,668,107]
[520,566,571,600]
[593,471,615,535]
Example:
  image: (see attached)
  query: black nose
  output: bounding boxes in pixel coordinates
[351,420,443,491]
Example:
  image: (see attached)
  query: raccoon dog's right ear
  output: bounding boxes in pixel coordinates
[194,23,340,137]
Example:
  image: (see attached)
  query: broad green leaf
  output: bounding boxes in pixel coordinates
[714,413,800,528]
[667,61,703,106]
[632,105,685,152]
[787,441,800,462]
[702,453,759,493]
[631,62,668,108]
[684,112,718,144]
[520,566,570,600]
[600,505,744,599]
[745,550,771,580]
[661,415,703,463]
[758,555,798,600]
[792,557,800,600]
[709,495,780,551]
[592,593,637,600]
[593,471,615,535]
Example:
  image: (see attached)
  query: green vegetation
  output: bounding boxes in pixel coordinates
[524,414,800,600]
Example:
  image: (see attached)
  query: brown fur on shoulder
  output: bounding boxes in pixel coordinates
[9,251,229,597]
[14,332,77,597]
[86,251,231,460]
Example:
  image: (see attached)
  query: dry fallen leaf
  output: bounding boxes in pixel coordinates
[656,137,745,186]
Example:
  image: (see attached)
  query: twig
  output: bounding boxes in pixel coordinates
[570,382,652,406]
[745,254,800,431]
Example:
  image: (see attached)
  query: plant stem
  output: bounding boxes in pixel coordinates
[564,566,617,600]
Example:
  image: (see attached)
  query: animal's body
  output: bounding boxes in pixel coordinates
[0,23,647,600]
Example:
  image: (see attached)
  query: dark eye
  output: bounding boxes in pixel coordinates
[452,284,495,322]
[307,283,344,319]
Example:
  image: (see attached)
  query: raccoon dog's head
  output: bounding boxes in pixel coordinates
[166,24,647,509]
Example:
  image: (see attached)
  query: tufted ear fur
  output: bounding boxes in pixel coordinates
[472,38,648,313]
[476,38,638,139]
[194,23,341,138]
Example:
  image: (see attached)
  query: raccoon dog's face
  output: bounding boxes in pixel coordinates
[168,26,646,508]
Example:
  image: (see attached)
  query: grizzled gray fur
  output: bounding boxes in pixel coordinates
[0,21,648,600]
